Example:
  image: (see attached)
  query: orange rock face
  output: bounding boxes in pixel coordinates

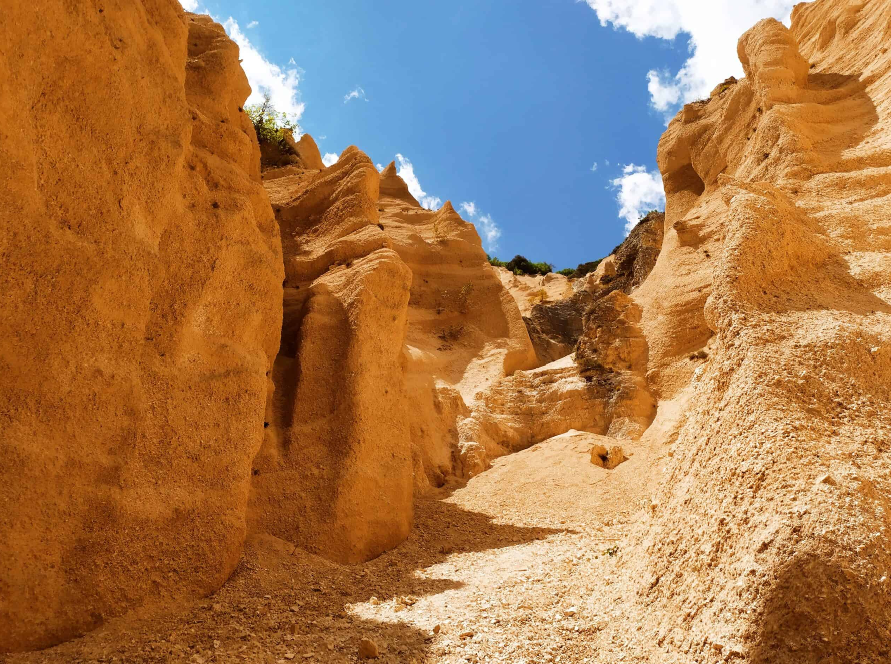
[621,2,891,660]
[0,6,282,652]
[249,148,414,564]
[4,0,891,658]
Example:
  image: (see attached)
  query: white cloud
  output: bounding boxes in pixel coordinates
[395,154,442,210]
[610,164,665,233]
[222,18,305,125]
[344,86,368,104]
[583,0,806,113]
[246,20,259,28]
[288,57,297,65]
[459,201,501,252]
[180,0,199,10]
[646,70,682,111]
[376,163,385,172]
[476,214,502,253]
[322,153,339,167]
[590,163,599,172]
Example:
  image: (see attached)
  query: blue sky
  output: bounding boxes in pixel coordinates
[183,0,805,270]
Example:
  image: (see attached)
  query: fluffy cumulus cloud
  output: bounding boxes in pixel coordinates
[180,0,199,10]
[459,201,502,253]
[583,0,805,113]
[322,153,339,167]
[344,87,368,104]
[246,20,259,29]
[610,164,665,233]
[222,18,305,125]
[395,154,442,211]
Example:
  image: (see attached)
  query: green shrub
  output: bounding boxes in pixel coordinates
[505,255,552,276]
[556,268,575,277]
[571,259,602,278]
[488,254,553,276]
[245,92,299,149]
[639,209,661,221]
[528,288,548,305]
[487,254,507,268]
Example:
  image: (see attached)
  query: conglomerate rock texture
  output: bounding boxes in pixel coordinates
[0,5,282,653]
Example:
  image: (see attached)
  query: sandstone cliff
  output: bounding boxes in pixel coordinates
[0,6,282,652]
[614,2,891,661]
[249,147,415,564]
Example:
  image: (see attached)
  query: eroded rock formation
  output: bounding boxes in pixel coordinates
[3,0,891,659]
[0,7,282,652]
[249,147,414,564]
[618,3,891,661]
[250,144,539,562]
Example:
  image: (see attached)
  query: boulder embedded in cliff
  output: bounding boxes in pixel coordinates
[0,7,282,652]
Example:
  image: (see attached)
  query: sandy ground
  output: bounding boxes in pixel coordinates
[4,431,662,664]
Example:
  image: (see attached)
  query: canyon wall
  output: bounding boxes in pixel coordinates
[248,148,415,564]
[0,5,283,652]
[619,1,891,661]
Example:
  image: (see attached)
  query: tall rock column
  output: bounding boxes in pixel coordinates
[249,147,414,564]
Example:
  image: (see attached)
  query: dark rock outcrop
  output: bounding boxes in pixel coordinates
[523,211,665,365]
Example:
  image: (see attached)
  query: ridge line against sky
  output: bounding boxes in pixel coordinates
[180,0,807,261]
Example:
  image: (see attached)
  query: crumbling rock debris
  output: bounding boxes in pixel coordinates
[590,445,627,470]
[519,211,665,365]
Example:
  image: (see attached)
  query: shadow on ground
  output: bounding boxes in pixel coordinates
[3,498,567,663]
